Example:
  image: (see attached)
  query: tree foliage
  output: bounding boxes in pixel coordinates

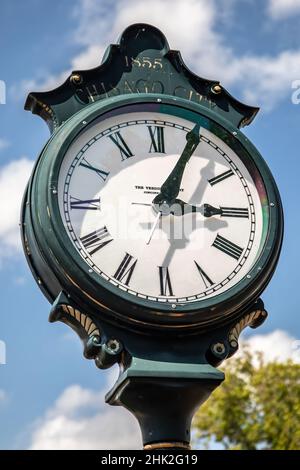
[193,349,300,450]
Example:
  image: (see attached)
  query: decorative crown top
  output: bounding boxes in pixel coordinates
[25,23,258,133]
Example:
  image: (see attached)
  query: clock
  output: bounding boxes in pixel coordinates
[22,94,282,331]
[21,24,284,450]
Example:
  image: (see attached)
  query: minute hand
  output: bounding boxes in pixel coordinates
[154,123,201,204]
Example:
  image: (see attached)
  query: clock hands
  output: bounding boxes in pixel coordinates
[132,123,239,242]
[153,122,201,207]
[159,201,221,217]
[167,201,247,218]
[202,203,223,217]
[168,199,201,216]
[146,212,161,245]
[131,202,152,207]
[132,201,238,218]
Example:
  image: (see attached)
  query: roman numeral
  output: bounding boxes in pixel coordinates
[79,158,109,182]
[212,234,244,260]
[220,207,249,218]
[109,131,134,160]
[80,227,113,255]
[194,261,214,289]
[70,197,100,210]
[208,169,234,186]
[159,266,174,296]
[114,253,137,286]
[148,126,165,153]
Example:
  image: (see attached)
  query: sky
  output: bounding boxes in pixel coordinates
[0,0,300,450]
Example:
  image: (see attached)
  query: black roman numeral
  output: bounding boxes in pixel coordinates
[208,169,234,186]
[220,207,249,218]
[194,261,214,288]
[109,131,134,160]
[159,266,174,296]
[80,227,113,255]
[114,253,137,286]
[148,126,165,153]
[70,197,100,210]
[79,158,109,182]
[212,234,243,260]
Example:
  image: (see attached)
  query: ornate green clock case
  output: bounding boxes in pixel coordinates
[22,94,282,333]
[22,24,283,337]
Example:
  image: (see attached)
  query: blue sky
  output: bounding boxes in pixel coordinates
[0,0,300,449]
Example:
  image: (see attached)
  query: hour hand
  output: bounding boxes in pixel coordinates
[166,199,208,216]
[169,199,202,216]
[168,202,249,218]
[202,204,222,217]
[203,204,249,218]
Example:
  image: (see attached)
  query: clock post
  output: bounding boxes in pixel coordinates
[21,24,283,450]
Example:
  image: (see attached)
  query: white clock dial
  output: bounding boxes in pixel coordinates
[58,108,264,304]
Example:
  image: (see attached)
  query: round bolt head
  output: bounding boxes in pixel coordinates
[106,338,122,354]
[92,335,101,344]
[212,342,226,356]
[70,74,82,84]
[211,84,222,94]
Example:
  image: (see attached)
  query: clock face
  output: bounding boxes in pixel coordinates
[57,103,268,306]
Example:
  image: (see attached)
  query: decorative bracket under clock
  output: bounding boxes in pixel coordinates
[49,292,268,446]
[49,291,123,369]
[49,291,267,372]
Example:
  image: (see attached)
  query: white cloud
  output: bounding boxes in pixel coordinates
[18,0,300,110]
[268,0,300,19]
[66,0,300,110]
[239,329,300,364]
[0,158,34,258]
[229,50,300,111]
[28,374,141,450]
[71,45,105,70]
[72,0,224,72]
[0,390,6,402]
[0,139,9,152]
